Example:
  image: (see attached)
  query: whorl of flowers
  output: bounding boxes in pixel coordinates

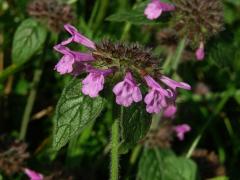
[54,24,191,114]
[171,0,224,44]
[171,0,224,58]
[27,0,75,32]
[0,136,29,176]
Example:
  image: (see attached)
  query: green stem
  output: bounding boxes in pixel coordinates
[120,23,132,41]
[186,90,232,158]
[88,0,100,29]
[19,67,42,140]
[0,62,25,82]
[111,119,119,180]
[172,38,186,71]
[19,34,50,140]
[93,0,109,32]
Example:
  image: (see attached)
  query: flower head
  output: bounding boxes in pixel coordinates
[144,75,173,113]
[24,168,43,180]
[27,0,75,32]
[171,0,224,47]
[196,42,205,61]
[144,0,175,20]
[174,124,191,141]
[54,24,191,113]
[113,72,142,107]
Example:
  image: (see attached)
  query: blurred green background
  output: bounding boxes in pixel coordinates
[0,0,240,179]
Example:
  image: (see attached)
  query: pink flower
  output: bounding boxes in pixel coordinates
[160,75,191,91]
[195,42,205,61]
[144,75,172,113]
[163,105,177,118]
[24,168,43,180]
[144,0,175,20]
[62,24,96,49]
[82,69,112,98]
[174,124,191,141]
[54,44,94,75]
[113,72,142,107]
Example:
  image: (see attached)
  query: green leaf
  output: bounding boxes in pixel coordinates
[119,103,151,153]
[53,78,105,150]
[106,2,159,25]
[12,18,47,63]
[138,148,198,180]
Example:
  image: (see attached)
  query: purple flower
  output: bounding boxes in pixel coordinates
[144,75,172,113]
[195,42,205,61]
[24,168,43,180]
[144,0,175,20]
[82,69,112,98]
[62,24,96,49]
[113,72,142,107]
[54,44,94,75]
[160,75,191,91]
[163,105,177,119]
[174,124,191,141]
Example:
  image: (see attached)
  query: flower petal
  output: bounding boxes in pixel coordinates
[54,55,74,74]
[174,124,191,141]
[113,81,125,95]
[196,42,205,61]
[132,86,142,102]
[163,105,177,118]
[64,24,96,49]
[160,76,191,90]
[144,1,163,20]
[24,168,43,180]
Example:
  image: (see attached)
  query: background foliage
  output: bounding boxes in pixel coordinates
[0,0,240,179]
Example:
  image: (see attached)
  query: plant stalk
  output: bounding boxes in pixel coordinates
[19,67,42,140]
[186,89,232,158]
[19,34,50,140]
[111,119,119,180]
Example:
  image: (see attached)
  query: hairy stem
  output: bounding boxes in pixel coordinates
[110,118,120,180]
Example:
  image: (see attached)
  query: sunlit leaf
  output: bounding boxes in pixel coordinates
[138,148,198,180]
[12,18,47,63]
[53,78,105,150]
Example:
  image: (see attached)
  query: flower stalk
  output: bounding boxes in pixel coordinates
[19,67,42,140]
[111,118,119,180]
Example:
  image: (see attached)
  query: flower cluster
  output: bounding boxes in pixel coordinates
[171,0,223,60]
[144,0,224,61]
[28,0,75,32]
[54,24,191,114]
